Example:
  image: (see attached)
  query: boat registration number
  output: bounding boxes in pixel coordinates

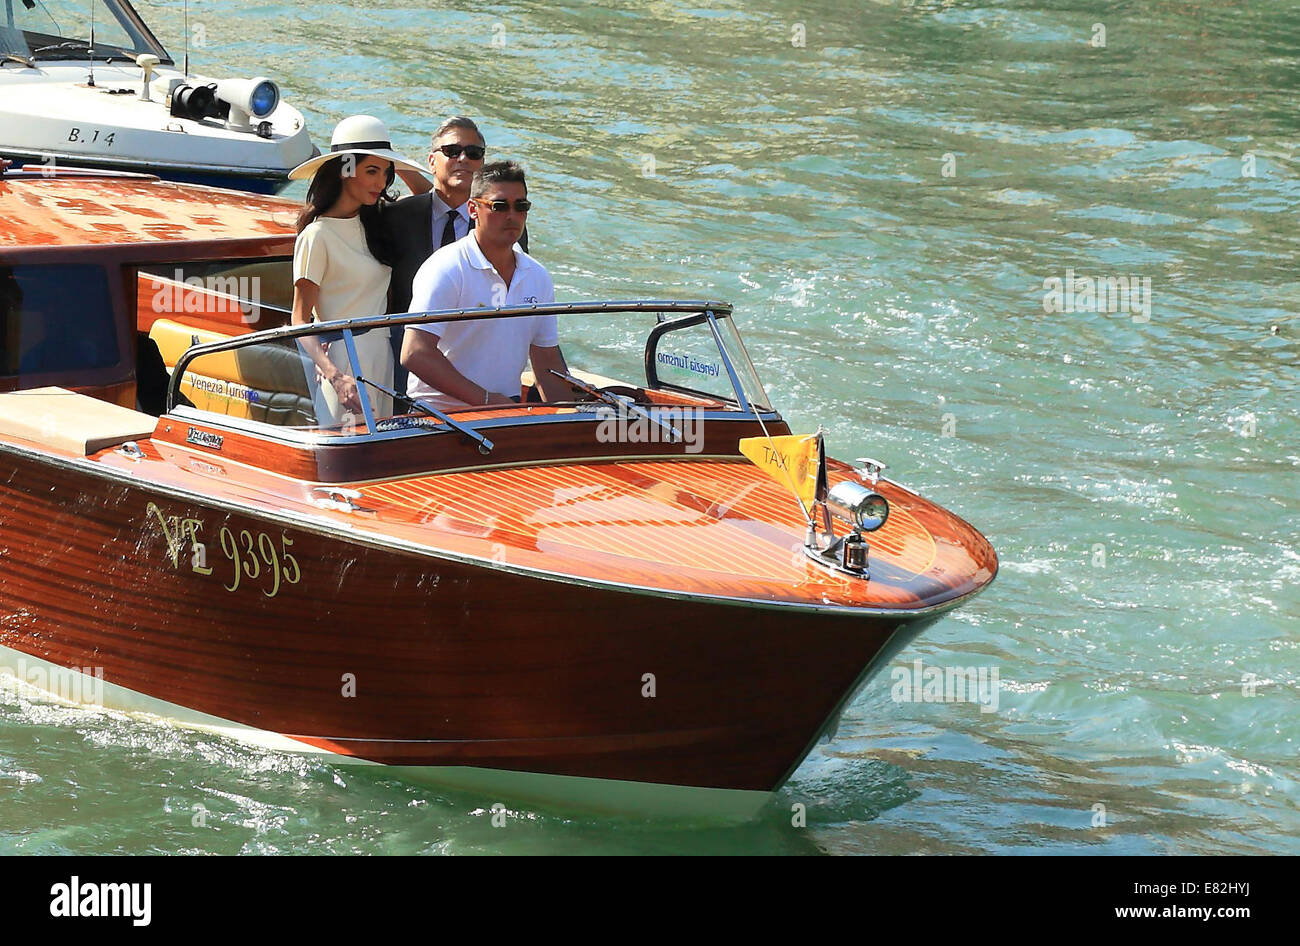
[145,502,303,598]
[67,128,117,146]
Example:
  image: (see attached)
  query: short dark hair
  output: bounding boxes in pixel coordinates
[471,160,527,198]
[431,116,484,149]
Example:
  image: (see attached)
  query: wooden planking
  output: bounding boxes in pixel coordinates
[102,422,994,611]
[0,174,298,250]
[617,459,938,576]
[359,458,949,599]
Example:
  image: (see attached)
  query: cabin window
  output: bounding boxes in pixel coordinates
[137,259,294,331]
[0,264,120,377]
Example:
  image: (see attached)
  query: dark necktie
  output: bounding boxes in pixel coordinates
[440,209,458,247]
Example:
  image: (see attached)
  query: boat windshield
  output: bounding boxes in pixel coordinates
[3,0,169,62]
[166,303,775,439]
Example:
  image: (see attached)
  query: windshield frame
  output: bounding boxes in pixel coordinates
[11,0,171,63]
[166,300,779,444]
[643,310,772,413]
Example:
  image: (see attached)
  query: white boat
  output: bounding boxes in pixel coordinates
[0,0,314,193]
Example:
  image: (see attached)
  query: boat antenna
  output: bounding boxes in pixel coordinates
[86,0,95,86]
[183,0,189,75]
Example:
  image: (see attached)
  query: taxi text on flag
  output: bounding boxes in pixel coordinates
[738,433,821,508]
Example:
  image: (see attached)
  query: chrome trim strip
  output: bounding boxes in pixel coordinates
[0,438,988,618]
[164,402,784,449]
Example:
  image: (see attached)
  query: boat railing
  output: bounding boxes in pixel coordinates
[172,299,733,359]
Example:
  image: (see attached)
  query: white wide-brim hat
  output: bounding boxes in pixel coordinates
[288,115,428,181]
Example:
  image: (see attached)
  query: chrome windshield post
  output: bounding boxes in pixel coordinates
[341,330,377,434]
[704,309,753,415]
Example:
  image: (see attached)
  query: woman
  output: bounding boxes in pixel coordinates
[288,116,427,424]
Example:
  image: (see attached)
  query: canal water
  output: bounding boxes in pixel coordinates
[1,0,1296,854]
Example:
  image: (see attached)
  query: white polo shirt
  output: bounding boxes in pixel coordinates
[407,234,558,402]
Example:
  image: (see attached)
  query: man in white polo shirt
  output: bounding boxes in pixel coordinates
[401,161,569,407]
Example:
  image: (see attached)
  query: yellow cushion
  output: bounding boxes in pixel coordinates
[0,387,156,455]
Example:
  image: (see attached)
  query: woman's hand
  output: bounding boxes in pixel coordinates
[330,372,362,414]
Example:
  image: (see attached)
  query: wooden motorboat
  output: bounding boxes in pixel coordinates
[0,167,997,819]
[0,0,312,193]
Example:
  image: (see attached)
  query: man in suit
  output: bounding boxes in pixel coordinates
[385,117,529,314]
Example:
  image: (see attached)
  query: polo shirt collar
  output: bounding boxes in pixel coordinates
[465,233,533,273]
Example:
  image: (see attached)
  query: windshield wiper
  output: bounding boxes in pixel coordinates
[549,369,682,443]
[30,40,91,59]
[357,376,494,455]
[30,41,134,64]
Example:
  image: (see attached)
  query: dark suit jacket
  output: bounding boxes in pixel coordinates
[379,193,529,315]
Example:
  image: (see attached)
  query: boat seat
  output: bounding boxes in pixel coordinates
[149,318,314,426]
[0,387,157,455]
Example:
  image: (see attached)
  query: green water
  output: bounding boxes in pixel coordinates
[2,0,1296,854]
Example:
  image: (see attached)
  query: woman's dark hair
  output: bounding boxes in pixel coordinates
[295,154,397,266]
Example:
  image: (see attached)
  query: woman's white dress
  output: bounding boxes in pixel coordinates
[292,214,394,423]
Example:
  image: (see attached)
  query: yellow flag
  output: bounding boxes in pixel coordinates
[739,434,820,506]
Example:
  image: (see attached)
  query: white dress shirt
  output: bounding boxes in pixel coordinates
[429,193,471,246]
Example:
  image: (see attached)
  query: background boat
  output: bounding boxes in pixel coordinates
[0,0,313,192]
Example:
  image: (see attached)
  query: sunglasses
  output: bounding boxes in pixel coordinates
[435,143,486,161]
[473,198,532,213]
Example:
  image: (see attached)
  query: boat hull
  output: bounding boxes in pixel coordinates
[0,444,952,815]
